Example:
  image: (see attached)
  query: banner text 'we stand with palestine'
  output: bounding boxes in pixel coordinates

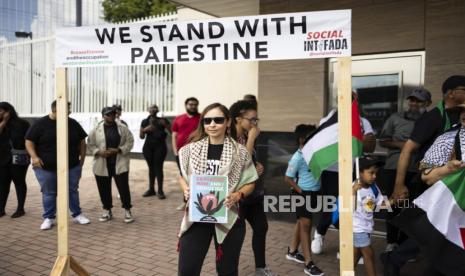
[55,10,351,67]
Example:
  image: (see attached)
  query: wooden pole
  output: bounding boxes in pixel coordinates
[55,67,70,275]
[51,68,89,276]
[337,57,354,276]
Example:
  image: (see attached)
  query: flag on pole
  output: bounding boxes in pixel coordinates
[302,98,364,180]
[393,169,465,275]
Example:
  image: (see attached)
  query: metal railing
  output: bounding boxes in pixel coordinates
[0,12,177,116]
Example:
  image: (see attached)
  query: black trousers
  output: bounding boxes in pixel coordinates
[0,163,28,212]
[95,169,132,210]
[377,169,416,244]
[241,201,268,268]
[178,219,246,276]
[316,170,339,236]
[143,142,167,193]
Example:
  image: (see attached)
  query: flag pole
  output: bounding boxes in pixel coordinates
[336,57,354,276]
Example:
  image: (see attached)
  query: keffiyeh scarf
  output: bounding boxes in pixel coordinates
[420,127,465,169]
[178,136,258,244]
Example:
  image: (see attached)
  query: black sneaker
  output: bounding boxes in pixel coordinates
[380,252,400,276]
[143,189,156,197]
[286,247,305,264]
[157,192,166,200]
[11,209,25,218]
[304,261,324,276]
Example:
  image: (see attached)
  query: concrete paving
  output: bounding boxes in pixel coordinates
[0,159,424,275]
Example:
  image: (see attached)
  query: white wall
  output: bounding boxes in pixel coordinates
[174,8,259,113]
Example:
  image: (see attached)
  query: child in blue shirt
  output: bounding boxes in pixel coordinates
[284,124,324,276]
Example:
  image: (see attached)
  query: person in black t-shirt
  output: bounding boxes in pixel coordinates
[229,100,278,276]
[25,100,90,230]
[140,104,171,199]
[0,102,30,218]
[382,75,465,275]
[88,107,135,223]
[393,76,465,202]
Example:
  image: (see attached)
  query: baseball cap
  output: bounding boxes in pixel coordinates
[112,104,122,111]
[407,88,431,102]
[101,106,116,116]
[358,156,384,171]
[442,75,465,94]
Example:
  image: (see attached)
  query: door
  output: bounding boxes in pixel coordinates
[328,51,425,137]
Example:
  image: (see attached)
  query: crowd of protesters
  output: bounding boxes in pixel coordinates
[0,75,465,276]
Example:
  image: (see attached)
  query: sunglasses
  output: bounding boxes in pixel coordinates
[242,117,260,124]
[202,117,226,125]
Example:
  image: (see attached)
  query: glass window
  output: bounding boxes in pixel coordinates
[352,74,399,134]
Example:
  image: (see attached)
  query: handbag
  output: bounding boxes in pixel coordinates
[9,140,30,166]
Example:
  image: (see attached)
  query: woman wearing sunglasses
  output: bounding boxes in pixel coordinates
[229,100,275,276]
[177,103,258,276]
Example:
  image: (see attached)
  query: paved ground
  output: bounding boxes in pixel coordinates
[0,159,424,275]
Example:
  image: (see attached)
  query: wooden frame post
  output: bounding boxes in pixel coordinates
[336,57,354,276]
[50,68,89,276]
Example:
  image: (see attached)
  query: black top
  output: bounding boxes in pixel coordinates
[0,118,30,166]
[206,144,223,176]
[25,116,87,171]
[140,116,169,144]
[410,107,459,163]
[104,123,120,166]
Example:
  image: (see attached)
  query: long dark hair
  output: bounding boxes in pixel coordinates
[229,100,257,140]
[188,103,236,143]
[0,102,19,123]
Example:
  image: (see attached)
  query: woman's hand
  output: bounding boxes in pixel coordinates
[256,162,264,176]
[183,186,190,201]
[446,160,465,173]
[143,125,155,133]
[31,156,44,168]
[248,126,260,142]
[107,148,120,156]
[97,150,109,158]
[225,192,242,208]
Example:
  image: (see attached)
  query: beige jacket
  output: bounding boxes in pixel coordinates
[87,121,134,176]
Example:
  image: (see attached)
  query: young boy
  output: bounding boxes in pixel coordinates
[284,124,324,276]
[353,157,391,276]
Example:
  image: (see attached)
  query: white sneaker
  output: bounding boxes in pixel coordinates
[40,218,55,230]
[99,210,113,222]
[311,232,324,254]
[73,214,90,225]
[124,209,134,223]
[337,252,364,265]
[176,202,186,211]
[255,266,276,276]
[385,243,398,252]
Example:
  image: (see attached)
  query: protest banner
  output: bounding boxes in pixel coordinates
[56,10,351,67]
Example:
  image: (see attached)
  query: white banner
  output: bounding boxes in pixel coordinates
[56,10,351,68]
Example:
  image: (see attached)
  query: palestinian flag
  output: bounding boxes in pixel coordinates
[393,169,465,275]
[302,99,363,180]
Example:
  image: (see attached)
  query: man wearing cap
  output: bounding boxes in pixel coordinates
[378,88,431,251]
[87,107,135,223]
[382,75,465,275]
